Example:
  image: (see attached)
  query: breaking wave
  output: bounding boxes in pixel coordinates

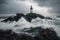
[0,17,60,37]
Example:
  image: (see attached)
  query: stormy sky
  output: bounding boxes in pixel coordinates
[0,0,60,17]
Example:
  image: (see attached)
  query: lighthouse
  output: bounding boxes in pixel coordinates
[30,5,33,13]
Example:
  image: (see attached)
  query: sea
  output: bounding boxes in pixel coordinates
[0,17,60,37]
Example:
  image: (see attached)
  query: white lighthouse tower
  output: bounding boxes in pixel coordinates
[30,5,33,13]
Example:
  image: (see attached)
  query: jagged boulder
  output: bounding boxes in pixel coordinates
[24,13,45,22]
[26,13,37,19]
[1,13,25,22]
[1,17,14,22]
[38,28,60,40]
[0,29,18,40]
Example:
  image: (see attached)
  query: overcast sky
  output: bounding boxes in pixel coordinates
[0,0,60,17]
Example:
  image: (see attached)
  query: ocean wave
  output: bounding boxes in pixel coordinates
[0,17,60,36]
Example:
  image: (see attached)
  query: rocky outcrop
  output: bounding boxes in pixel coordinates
[21,27,60,40]
[1,17,14,22]
[14,13,25,22]
[0,27,60,40]
[0,30,17,40]
[45,17,52,20]
[24,13,45,22]
[1,13,25,22]
[1,13,52,22]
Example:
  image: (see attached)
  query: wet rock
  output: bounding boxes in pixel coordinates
[22,27,60,40]
[0,30,14,40]
[1,17,14,22]
[25,13,45,22]
[45,17,52,20]
[0,27,60,40]
[1,13,52,23]
[14,13,25,22]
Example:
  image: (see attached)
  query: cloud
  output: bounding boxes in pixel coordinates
[0,0,6,4]
[33,0,60,16]
[0,0,30,15]
[0,0,47,16]
[0,0,60,17]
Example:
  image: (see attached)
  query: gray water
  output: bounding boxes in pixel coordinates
[0,17,60,37]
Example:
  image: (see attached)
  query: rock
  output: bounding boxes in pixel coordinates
[0,27,60,40]
[22,27,60,40]
[26,13,37,19]
[1,13,52,23]
[14,13,25,22]
[24,13,45,22]
[1,17,14,22]
[0,29,18,40]
[45,17,52,20]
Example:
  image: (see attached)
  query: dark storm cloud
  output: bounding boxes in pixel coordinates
[0,0,17,14]
[18,0,25,1]
[0,0,13,4]
[0,0,60,16]
[34,0,48,6]
[34,0,60,16]
[0,0,6,4]
[0,0,30,16]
